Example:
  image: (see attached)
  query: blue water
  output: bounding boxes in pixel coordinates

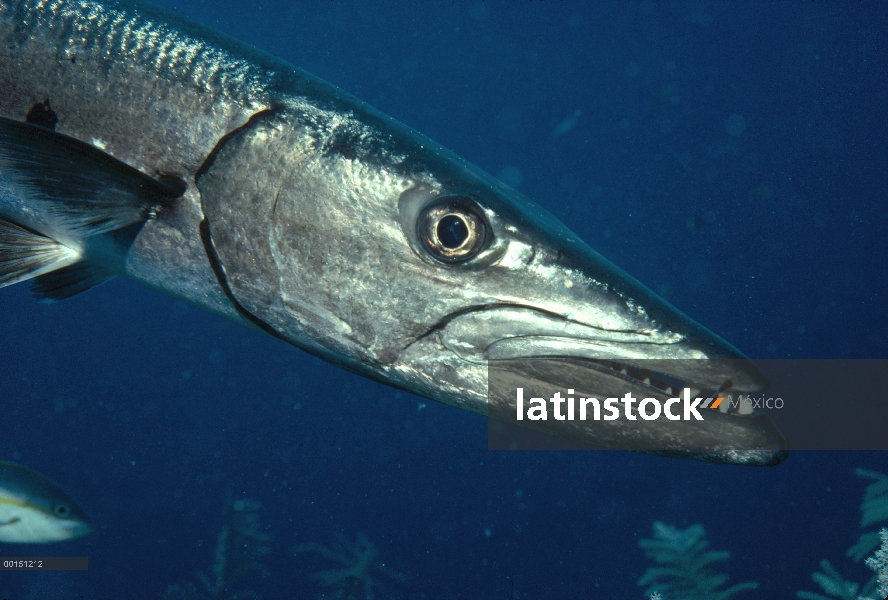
[1,1,886,598]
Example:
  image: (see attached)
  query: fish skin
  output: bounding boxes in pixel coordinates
[0,1,788,464]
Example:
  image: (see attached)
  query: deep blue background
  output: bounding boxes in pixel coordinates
[1,1,886,598]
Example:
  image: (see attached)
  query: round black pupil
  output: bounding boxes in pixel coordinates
[56,505,68,515]
[437,215,469,249]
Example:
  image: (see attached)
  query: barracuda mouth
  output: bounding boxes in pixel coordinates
[398,302,786,464]
[437,302,792,464]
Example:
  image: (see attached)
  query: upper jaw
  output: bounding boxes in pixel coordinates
[436,304,769,397]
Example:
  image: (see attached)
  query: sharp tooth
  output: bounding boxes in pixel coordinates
[665,387,674,396]
[719,398,730,413]
[687,387,701,397]
[739,396,754,415]
[619,366,628,375]
[643,377,651,385]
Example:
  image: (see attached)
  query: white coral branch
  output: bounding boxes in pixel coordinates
[864,527,888,599]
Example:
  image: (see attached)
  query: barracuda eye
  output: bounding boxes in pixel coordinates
[417,196,487,263]
[54,503,71,518]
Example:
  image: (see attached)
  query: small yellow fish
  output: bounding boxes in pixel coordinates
[0,461,91,543]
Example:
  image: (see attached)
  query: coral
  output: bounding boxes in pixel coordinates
[864,528,888,599]
[637,522,758,600]
[796,560,862,600]
[293,532,406,599]
[164,497,271,600]
[798,469,888,600]
[198,498,271,600]
[848,469,888,563]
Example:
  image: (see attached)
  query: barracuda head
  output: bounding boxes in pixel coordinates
[197,102,788,465]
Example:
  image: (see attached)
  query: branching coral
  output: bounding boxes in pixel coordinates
[199,498,272,600]
[796,560,864,600]
[293,532,405,599]
[637,521,758,600]
[798,469,888,600]
[848,469,888,563]
[164,497,271,600]
[864,527,888,599]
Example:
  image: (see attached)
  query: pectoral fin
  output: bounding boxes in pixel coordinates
[0,219,79,288]
[0,116,183,236]
[31,262,117,302]
[0,117,184,300]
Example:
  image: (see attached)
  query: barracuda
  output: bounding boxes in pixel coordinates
[0,1,788,465]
